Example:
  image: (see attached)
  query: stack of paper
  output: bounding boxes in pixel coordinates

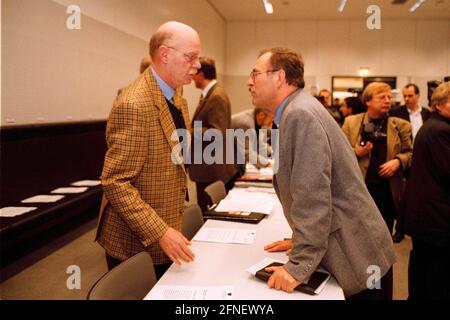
[71,180,101,187]
[0,206,38,218]
[21,195,65,203]
[192,227,256,245]
[145,285,234,300]
[215,198,274,215]
[51,187,88,194]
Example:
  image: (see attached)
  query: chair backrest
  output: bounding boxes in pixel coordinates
[87,251,156,300]
[204,180,227,207]
[182,204,204,240]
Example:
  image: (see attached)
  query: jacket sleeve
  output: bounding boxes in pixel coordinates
[394,119,413,170]
[283,109,333,283]
[101,101,169,247]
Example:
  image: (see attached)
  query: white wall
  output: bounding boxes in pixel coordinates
[225,19,450,113]
[1,0,225,125]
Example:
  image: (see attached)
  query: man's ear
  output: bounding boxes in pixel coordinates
[159,46,169,64]
[276,69,286,87]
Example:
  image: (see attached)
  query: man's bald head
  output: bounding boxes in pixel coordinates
[149,21,199,60]
[148,21,201,89]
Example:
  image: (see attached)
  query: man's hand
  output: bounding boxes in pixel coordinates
[264,239,292,254]
[159,227,195,265]
[265,265,301,293]
[354,139,373,158]
[379,158,401,178]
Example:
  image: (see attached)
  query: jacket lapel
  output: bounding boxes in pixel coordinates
[386,117,399,161]
[144,71,187,174]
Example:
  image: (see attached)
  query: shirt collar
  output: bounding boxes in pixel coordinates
[151,67,175,102]
[273,95,292,127]
[407,106,422,115]
[202,79,217,98]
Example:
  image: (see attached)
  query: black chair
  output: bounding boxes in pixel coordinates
[87,252,156,300]
[204,180,227,208]
[181,204,204,240]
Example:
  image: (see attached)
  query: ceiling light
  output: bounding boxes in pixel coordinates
[338,0,348,13]
[262,0,274,14]
[409,0,426,12]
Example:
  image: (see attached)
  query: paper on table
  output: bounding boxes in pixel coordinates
[192,227,256,245]
[71,180,101,186]
[21,195,65,203]
[215,199,274,215]
[0,206,38,218]
[246,257,287,276]
[51,187,88,194]
[145,285,234,300]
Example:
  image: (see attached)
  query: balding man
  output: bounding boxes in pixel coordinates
[96,21,201,279]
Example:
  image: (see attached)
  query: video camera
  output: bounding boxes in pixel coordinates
[359,122,387,147]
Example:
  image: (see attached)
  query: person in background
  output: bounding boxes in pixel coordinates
[249,47,395,299]
[342,82,412,239]
[340,96,366,118]
[318,89,343,125]
[402,81,450,300]
[139,56,152,74]
[96,21,201,279]
[390,83,432,243]
[189,57,236,213]
[391,83,431,141]
[231,106,274,170]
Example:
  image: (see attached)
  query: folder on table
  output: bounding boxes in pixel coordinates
[255,262,331,295]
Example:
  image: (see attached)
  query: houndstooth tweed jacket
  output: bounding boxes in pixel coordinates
[95,69,190,265]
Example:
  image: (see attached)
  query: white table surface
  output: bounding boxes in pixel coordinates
[145,189,345,300]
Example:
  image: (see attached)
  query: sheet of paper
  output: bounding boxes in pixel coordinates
[0,206,38,218]
[71,180,101,186]
[245,187,276,194]
[51,187,88,194]
[215,199,274,215]
[21,195,65,203]
[192,227,256,245]
[145,285,234,300]
[246,257,287,276]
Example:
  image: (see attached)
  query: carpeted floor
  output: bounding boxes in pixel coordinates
[0,217,412,300]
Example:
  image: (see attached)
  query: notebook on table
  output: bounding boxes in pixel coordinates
[203,210,266,224]
[255,262,331,295]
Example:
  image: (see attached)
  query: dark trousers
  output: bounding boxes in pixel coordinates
[105,253,171,280]
[347,267,393,300]
[408,239,450,300]
[366,182,397,233]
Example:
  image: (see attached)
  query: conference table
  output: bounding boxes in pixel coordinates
[144,186,345,300]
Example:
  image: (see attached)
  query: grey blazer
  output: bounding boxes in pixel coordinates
[274,89,396,297]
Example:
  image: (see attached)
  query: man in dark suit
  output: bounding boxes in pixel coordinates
[390,83,431,243]
[402,81,450,299]
[188,57,236,213]
[391,83,431,141]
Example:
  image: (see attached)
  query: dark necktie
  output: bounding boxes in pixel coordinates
[272,121,278,130]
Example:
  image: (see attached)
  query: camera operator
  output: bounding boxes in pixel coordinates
[342,82,412,235]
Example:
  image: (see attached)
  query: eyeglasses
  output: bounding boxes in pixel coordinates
[165,46,200,63]
[250,69,279,81]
